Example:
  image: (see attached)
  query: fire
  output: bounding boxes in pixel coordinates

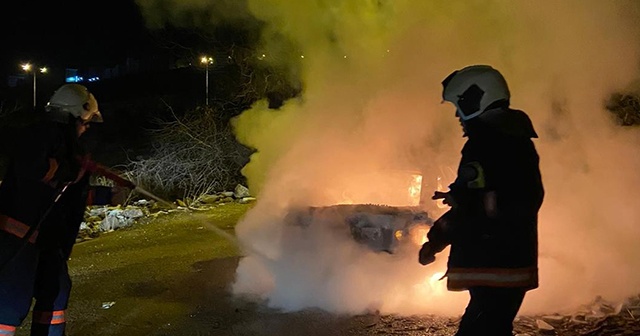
[430,271,445,284]
[340,191,355,205]
[410,226,429,245]
[332,170,425,206]
[409,174,423,205]
[414,270,448,297]
[428,271,447,294]
[436,176,448,209]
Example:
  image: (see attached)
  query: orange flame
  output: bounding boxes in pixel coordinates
[409,174,423,206]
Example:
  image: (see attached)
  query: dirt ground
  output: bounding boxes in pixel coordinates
[12,203,640,335]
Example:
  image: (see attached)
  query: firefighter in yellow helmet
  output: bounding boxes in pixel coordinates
[419,65,545,336]
[0,84,103,335]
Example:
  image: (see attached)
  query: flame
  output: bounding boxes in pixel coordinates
[428,271,448,294]
[430,271,445,284]
[413,270,448,298]
[339,191,355,205]
[410,226,429,245]
[331,170,424,206]
[435,176,448,209]
[409,174,423,205]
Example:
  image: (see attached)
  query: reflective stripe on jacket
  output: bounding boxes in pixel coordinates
[446,266,538,291]
[0,324,16,336]
[0,213,38,244]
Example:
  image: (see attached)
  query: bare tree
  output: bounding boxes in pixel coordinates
[126,103,251,205]
[123,41,299,205]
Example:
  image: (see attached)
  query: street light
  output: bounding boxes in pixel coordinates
[200,56,214,106]
[21,63,48,109]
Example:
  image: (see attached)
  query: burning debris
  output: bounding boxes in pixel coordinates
[281,169,436,253]
[284,203,432,253]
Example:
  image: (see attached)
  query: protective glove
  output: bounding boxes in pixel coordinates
[418,241,437,266]
[432,191,458,208]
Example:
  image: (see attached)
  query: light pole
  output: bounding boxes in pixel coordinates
[200,56,214,106]
[21,63,48,109]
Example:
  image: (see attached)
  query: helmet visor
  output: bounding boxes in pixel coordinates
[456,107,483,121]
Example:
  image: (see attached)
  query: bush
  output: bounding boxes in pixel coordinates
[126,104,252,204]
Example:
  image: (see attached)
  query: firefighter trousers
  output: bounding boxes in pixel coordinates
[0,234,72,336]
[454,286,526,336]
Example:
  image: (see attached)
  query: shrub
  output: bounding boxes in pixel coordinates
[126,104,252,204]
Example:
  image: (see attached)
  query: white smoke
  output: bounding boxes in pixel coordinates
[136,0,640,316]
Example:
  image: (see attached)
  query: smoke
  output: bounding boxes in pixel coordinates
[136,0,640,316]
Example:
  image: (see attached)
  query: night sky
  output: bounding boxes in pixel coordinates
[0,0,154,79]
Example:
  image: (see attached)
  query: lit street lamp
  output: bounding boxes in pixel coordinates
[200,56,214,106]
[21,63,48,109]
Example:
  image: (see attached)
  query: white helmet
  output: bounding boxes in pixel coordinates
[45,84,103,123]
[441,65,510,121]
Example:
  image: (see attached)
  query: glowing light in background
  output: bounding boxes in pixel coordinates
[409,174,423,205]
[65,76,84,83]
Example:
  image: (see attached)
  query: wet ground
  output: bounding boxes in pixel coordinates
[13,203,640,335]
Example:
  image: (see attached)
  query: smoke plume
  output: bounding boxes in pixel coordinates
[137,0,640,316]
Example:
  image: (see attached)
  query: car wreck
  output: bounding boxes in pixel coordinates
[283,171,441,253]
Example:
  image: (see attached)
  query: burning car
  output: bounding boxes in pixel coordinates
[284,170,442,253]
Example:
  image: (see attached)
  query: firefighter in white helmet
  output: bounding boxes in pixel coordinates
[419,65,545,336]
[0,84,105,335]
[46,83,103,128]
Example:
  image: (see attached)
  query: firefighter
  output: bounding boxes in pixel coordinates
[419,65,545,336]
[0,84,105,336]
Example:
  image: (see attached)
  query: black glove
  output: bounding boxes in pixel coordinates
[418,241,437,266]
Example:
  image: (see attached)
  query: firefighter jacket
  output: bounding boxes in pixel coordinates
[0,119,90,259]
[427,107,544,291]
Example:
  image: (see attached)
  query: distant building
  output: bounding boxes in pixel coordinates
[62,56,174,84]
[65,68,84,83]
[6,74,27,87]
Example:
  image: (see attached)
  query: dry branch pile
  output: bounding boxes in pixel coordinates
[126,105,251,204]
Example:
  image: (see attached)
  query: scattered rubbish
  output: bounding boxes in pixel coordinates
[101,302,116,309]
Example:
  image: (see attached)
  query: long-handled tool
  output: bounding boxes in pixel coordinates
[84,161,249,252]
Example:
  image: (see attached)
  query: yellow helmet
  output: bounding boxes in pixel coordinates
[45,84,103,123]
